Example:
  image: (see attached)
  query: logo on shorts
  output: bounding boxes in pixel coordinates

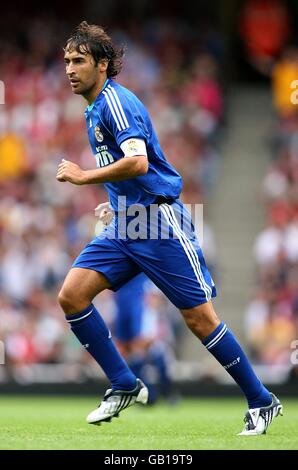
[94,126,104,142]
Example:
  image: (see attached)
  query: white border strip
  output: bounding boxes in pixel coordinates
[108,85,129,128]
[105,87,126,130]
[103,90,122,131]
[67,309,93,323]
[204,324,227,349]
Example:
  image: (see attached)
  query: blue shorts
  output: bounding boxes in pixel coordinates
[114,273,147,342]
[72,200,217,309]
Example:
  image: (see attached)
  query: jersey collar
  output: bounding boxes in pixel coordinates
[85,78,110,114]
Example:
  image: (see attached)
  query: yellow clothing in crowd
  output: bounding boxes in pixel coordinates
[272,59,298,116]
[0,134,27,181]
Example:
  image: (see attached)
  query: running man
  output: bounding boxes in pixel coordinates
[57,21,282,435]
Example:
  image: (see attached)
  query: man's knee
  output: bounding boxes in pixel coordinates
[180,301,220,339]
[58,286,88,315]
[58,268,110,315]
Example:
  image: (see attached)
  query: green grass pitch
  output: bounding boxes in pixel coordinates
[0,396,297,450]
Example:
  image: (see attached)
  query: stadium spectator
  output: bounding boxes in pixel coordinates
[239,0,291,75]
[244,55,298,373]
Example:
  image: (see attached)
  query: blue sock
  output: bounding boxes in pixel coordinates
[66,304,137,391]
[202,322,272,408]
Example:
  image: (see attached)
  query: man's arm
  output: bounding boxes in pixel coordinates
[56,155,148,185]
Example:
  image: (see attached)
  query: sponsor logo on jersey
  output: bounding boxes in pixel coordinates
[95,149,115,167]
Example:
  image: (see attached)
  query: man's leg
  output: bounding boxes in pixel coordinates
[58,267,137,390]
[126,200,282,432]
[180,300,272,409]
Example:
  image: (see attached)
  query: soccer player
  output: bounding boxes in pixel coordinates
[57,21,282,435]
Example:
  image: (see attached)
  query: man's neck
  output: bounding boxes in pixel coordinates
[84,76,108,105]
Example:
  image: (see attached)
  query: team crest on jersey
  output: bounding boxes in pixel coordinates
[94,126,104,142]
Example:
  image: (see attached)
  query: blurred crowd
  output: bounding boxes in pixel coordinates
[239,0,291,76]
[0,17,223,381]
[244,47,298,373]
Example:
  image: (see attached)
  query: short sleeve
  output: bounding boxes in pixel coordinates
[102,84,148,147]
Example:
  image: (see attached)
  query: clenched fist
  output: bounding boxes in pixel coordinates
[94,201,114,226]
[56,159,87,185]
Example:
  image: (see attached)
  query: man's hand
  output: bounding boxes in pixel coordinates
[56,159,87,185]
[94,201,114,225]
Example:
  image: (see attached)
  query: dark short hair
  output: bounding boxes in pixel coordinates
[65,21,125,78]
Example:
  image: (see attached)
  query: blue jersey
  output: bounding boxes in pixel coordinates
[84,79,182,210]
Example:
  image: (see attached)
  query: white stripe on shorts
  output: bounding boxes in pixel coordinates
[166,204,212,299]
[160,204,212,302]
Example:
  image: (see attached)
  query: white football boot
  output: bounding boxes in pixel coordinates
[238,393,283,436]
[87,378,148,425]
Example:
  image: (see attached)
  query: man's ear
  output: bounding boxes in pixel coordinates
[98,59,109,72]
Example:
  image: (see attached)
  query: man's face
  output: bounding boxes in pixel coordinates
[64,48,101,96]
